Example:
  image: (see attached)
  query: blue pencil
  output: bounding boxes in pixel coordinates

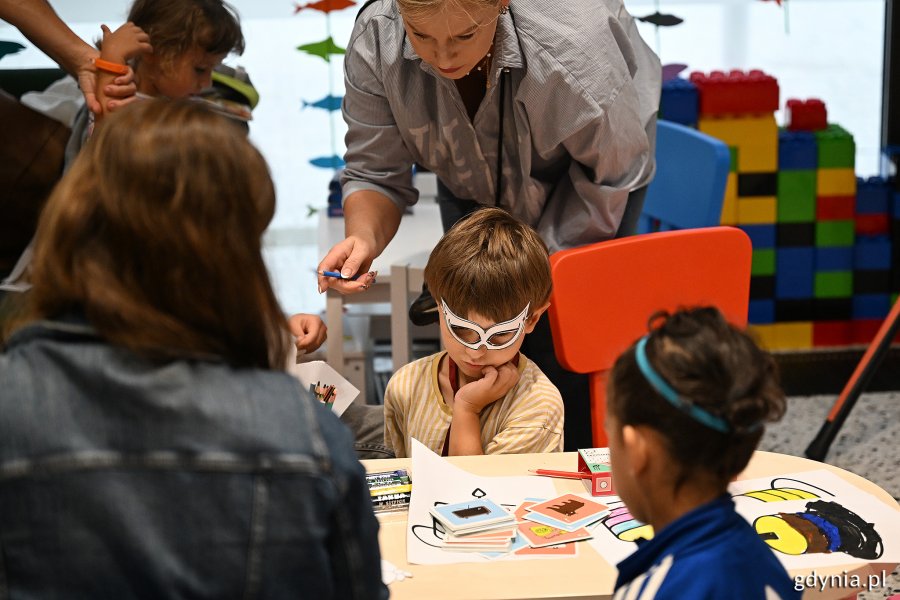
[319,270,362,281]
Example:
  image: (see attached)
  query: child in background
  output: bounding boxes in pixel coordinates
[0,98,387,598]
[607,307,799,599]
[66,0,245,162]
[384,207,564,457]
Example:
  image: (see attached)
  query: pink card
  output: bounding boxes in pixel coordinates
[517,522,592,548]
[515,542,578,556]
[527,493,609,526]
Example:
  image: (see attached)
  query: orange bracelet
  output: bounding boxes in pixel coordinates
[94,58,129,76]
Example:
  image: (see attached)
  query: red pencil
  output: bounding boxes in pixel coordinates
[528,469,592,480]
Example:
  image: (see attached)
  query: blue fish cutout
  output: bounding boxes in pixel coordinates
[296,36,346,62]
[309,155,346,169]
[0,41,26,60]
[302,94,343,111]
[637,12,683,27]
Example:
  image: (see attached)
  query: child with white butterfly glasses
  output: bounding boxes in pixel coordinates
[383,208,564,457]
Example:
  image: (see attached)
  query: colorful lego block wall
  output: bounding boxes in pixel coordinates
[660,70,900,351]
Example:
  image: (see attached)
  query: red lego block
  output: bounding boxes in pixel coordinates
[816,196,855,221]
[813,320,852,346]
[851,319,900,345]
[855,213,890,235]
[689,69,779,117]
[785,98,828,132]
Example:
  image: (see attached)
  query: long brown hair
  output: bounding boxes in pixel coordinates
[6,98,290,369]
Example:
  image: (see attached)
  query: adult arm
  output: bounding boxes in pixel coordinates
[317,12,417,295]
[0,0,144,114]
[316,190,401,294]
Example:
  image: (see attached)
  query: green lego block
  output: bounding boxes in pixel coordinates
[815,220,855,247]
[777,170,816,223]
[729,146,738,172]
[814,271,853,298]
[815,124,855,169]
[751,249,776,276]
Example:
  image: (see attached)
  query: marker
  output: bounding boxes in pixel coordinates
[319,270,362,281]
[528,469,593,480]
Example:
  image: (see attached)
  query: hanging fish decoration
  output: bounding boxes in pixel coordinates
[293,0,356,14]
[636,12,683,27]
[302,94,343,111]
[296,36,346,62]
[0,40,26,60]
[759,0,783,5]
[309,155,346,169]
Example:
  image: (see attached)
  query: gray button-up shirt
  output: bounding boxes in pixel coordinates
[342,0,660,251]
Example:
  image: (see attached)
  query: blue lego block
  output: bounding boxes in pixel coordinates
[749,299,775,324]
[815,246,853,272]
[856,176,890,215]
[776,247,815,299]
[893,192,900,219]
[852,294,891,319]
[854,235,892,270]
[739,224,776,249]
[778,130,817,170]
[660,77,699,126]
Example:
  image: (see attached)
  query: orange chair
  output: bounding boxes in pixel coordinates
[547,226,753,447]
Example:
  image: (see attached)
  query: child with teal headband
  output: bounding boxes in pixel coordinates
[606,307,799,599]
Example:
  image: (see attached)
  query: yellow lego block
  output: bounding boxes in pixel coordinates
[749,325,779,351]
[816,168,857,197]
[699,115,778,172]
[776,322,813,350]
[720,172,738,225]
[736,197,777,225]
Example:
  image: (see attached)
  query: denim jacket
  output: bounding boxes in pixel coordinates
[0,318,389,600]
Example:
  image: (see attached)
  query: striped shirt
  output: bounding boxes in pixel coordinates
[383,351,564,457]
[342,0,661,252]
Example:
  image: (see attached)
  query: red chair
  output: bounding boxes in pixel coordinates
[547,227,753,447]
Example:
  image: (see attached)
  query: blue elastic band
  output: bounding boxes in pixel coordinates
[635,336,731,434]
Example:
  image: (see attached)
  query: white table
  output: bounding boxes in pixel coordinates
[364,451,900,600]
[317,203,443,398]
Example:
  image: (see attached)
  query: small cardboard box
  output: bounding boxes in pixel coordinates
[577,448,615,496]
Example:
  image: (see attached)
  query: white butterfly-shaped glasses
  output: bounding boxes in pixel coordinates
[440,299,530,350]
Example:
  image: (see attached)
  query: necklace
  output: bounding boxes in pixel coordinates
[465,43,495,89]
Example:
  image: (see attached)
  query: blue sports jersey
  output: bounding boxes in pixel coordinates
[614,495,800,599]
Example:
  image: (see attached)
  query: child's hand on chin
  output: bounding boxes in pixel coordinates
[455,362,520,415]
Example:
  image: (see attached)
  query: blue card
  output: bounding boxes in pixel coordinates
[431,498,512,531]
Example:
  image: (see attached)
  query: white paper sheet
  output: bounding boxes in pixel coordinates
[585,469,900,571]
[286,357,358,417]
[406,438,558,565]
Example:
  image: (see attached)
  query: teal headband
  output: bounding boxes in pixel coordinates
[634,335,731,434]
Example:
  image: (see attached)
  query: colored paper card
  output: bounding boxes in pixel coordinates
[525,494,610,532]
[518,522,592,548]
[406,439,557,565]
[431,498,514,533]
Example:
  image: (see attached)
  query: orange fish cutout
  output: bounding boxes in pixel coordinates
[294,0,356,14]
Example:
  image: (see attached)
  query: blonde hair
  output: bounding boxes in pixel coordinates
[397,0,501,21]
[4,99,289,370]
[128,0,244,70]
[424,207,551,322]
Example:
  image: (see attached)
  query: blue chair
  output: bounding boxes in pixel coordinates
[637,119,731,233]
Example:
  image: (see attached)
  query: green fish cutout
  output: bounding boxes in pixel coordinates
[296,36,345,62]
[0,41,26,61]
